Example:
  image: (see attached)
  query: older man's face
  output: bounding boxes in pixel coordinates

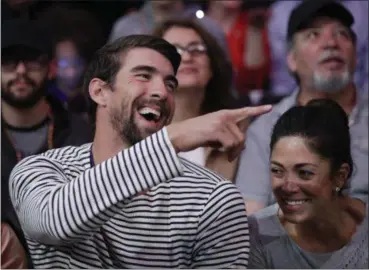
[287,17,357,93]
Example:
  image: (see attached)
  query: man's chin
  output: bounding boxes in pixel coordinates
[1,94,43,109]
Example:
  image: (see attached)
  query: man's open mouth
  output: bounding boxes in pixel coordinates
[138,107,162,123]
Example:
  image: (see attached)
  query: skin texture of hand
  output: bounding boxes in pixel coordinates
[167,105,272,161]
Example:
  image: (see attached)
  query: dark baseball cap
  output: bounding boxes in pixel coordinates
[287,0,354,40]
[2,18,52,55]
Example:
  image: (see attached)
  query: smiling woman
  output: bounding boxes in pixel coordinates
[152,19,239,181]
[248,98,368,269]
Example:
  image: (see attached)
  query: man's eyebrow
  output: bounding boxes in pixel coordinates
[130,65,156,73]
[130,64,178,87]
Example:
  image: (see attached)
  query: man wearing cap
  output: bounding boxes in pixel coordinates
[268,0,368,97]
[235,0,368,214]
[1,18,93,265]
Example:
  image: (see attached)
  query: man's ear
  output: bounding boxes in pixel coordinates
[287,50,297,74]
[89,78,111,108]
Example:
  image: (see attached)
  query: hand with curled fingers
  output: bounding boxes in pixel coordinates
[167,105,272,161]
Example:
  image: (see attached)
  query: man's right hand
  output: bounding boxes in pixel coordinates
[167,105,272,161]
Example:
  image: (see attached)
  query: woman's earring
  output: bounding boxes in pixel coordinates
[335,186,341,193]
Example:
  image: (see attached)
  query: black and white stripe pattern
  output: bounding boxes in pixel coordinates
[10,128,250,268]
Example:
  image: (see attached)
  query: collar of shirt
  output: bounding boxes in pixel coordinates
[275,87,362,127]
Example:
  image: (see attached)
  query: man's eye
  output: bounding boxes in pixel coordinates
[166,83,176,92]
[307,30,319,39]
[337,29,350,39]
[137,74,150,80]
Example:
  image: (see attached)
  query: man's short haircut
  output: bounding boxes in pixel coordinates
[83,34,181,125]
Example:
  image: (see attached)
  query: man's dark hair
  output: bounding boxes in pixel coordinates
[153,18,236,114]
[83,34,181,125]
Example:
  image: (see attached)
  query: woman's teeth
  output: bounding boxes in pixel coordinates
[284,199,308,205]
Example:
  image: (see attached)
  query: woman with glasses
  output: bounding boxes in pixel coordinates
[248,99,368,269]
[153,19,239,182]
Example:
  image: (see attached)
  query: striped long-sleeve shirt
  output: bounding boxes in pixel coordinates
[9,128,250,268]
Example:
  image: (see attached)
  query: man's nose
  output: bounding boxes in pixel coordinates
[15,62,27,74]
[150,78,169,100]
[322,30,339,49]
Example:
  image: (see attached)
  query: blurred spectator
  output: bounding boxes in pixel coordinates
[109,0,229,57]
[235,0,368,214]
[1,18,93,261]
[38,7,105,117]
[268,0,368,97]
[2,0,44,21]
[207,0,273,104]
[153,19,239,181]
[1,222,28,269]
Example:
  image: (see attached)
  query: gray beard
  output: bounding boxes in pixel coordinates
[311,70,353,93]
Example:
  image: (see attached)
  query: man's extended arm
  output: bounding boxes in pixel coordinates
[10,129,182,245]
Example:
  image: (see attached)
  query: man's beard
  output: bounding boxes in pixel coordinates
[312,69,352,93]
[1,75,47,109]
[311,49,354,93]
[109,98,170,146]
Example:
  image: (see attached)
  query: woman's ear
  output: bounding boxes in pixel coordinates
[334,163,350,191]
[88,78,111,108]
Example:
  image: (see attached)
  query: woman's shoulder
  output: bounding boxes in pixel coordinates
[249,204,287,244]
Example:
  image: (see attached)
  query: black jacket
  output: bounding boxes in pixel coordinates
[1,95,93,267]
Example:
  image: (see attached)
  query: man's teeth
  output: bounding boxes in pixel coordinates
[284,200,308,205]
[138,107,161,120]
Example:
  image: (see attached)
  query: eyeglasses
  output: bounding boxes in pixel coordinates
[2,57,48,72]
[175,44,207,56]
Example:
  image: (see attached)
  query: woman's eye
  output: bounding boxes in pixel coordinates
[271,167,283,177]
[298,170,314,180]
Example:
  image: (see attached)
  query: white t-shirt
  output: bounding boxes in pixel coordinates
[178,147,206,167]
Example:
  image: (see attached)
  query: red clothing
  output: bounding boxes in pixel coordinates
[227,12,271,96]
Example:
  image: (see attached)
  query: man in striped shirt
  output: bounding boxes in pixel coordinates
[9,35,272,268]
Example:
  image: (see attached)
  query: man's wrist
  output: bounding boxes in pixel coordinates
[165,124,181,153]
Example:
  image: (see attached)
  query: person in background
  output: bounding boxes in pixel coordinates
[153,19,238,181]
[235,0,368,215]
[206,0,273,105]
[268,0,368,97]
[1,18,93,264]
[248,99,368,269]
[108,0,229,57]
[1,222,28,269]
[9,34,272,268]
[38,7,105,118]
